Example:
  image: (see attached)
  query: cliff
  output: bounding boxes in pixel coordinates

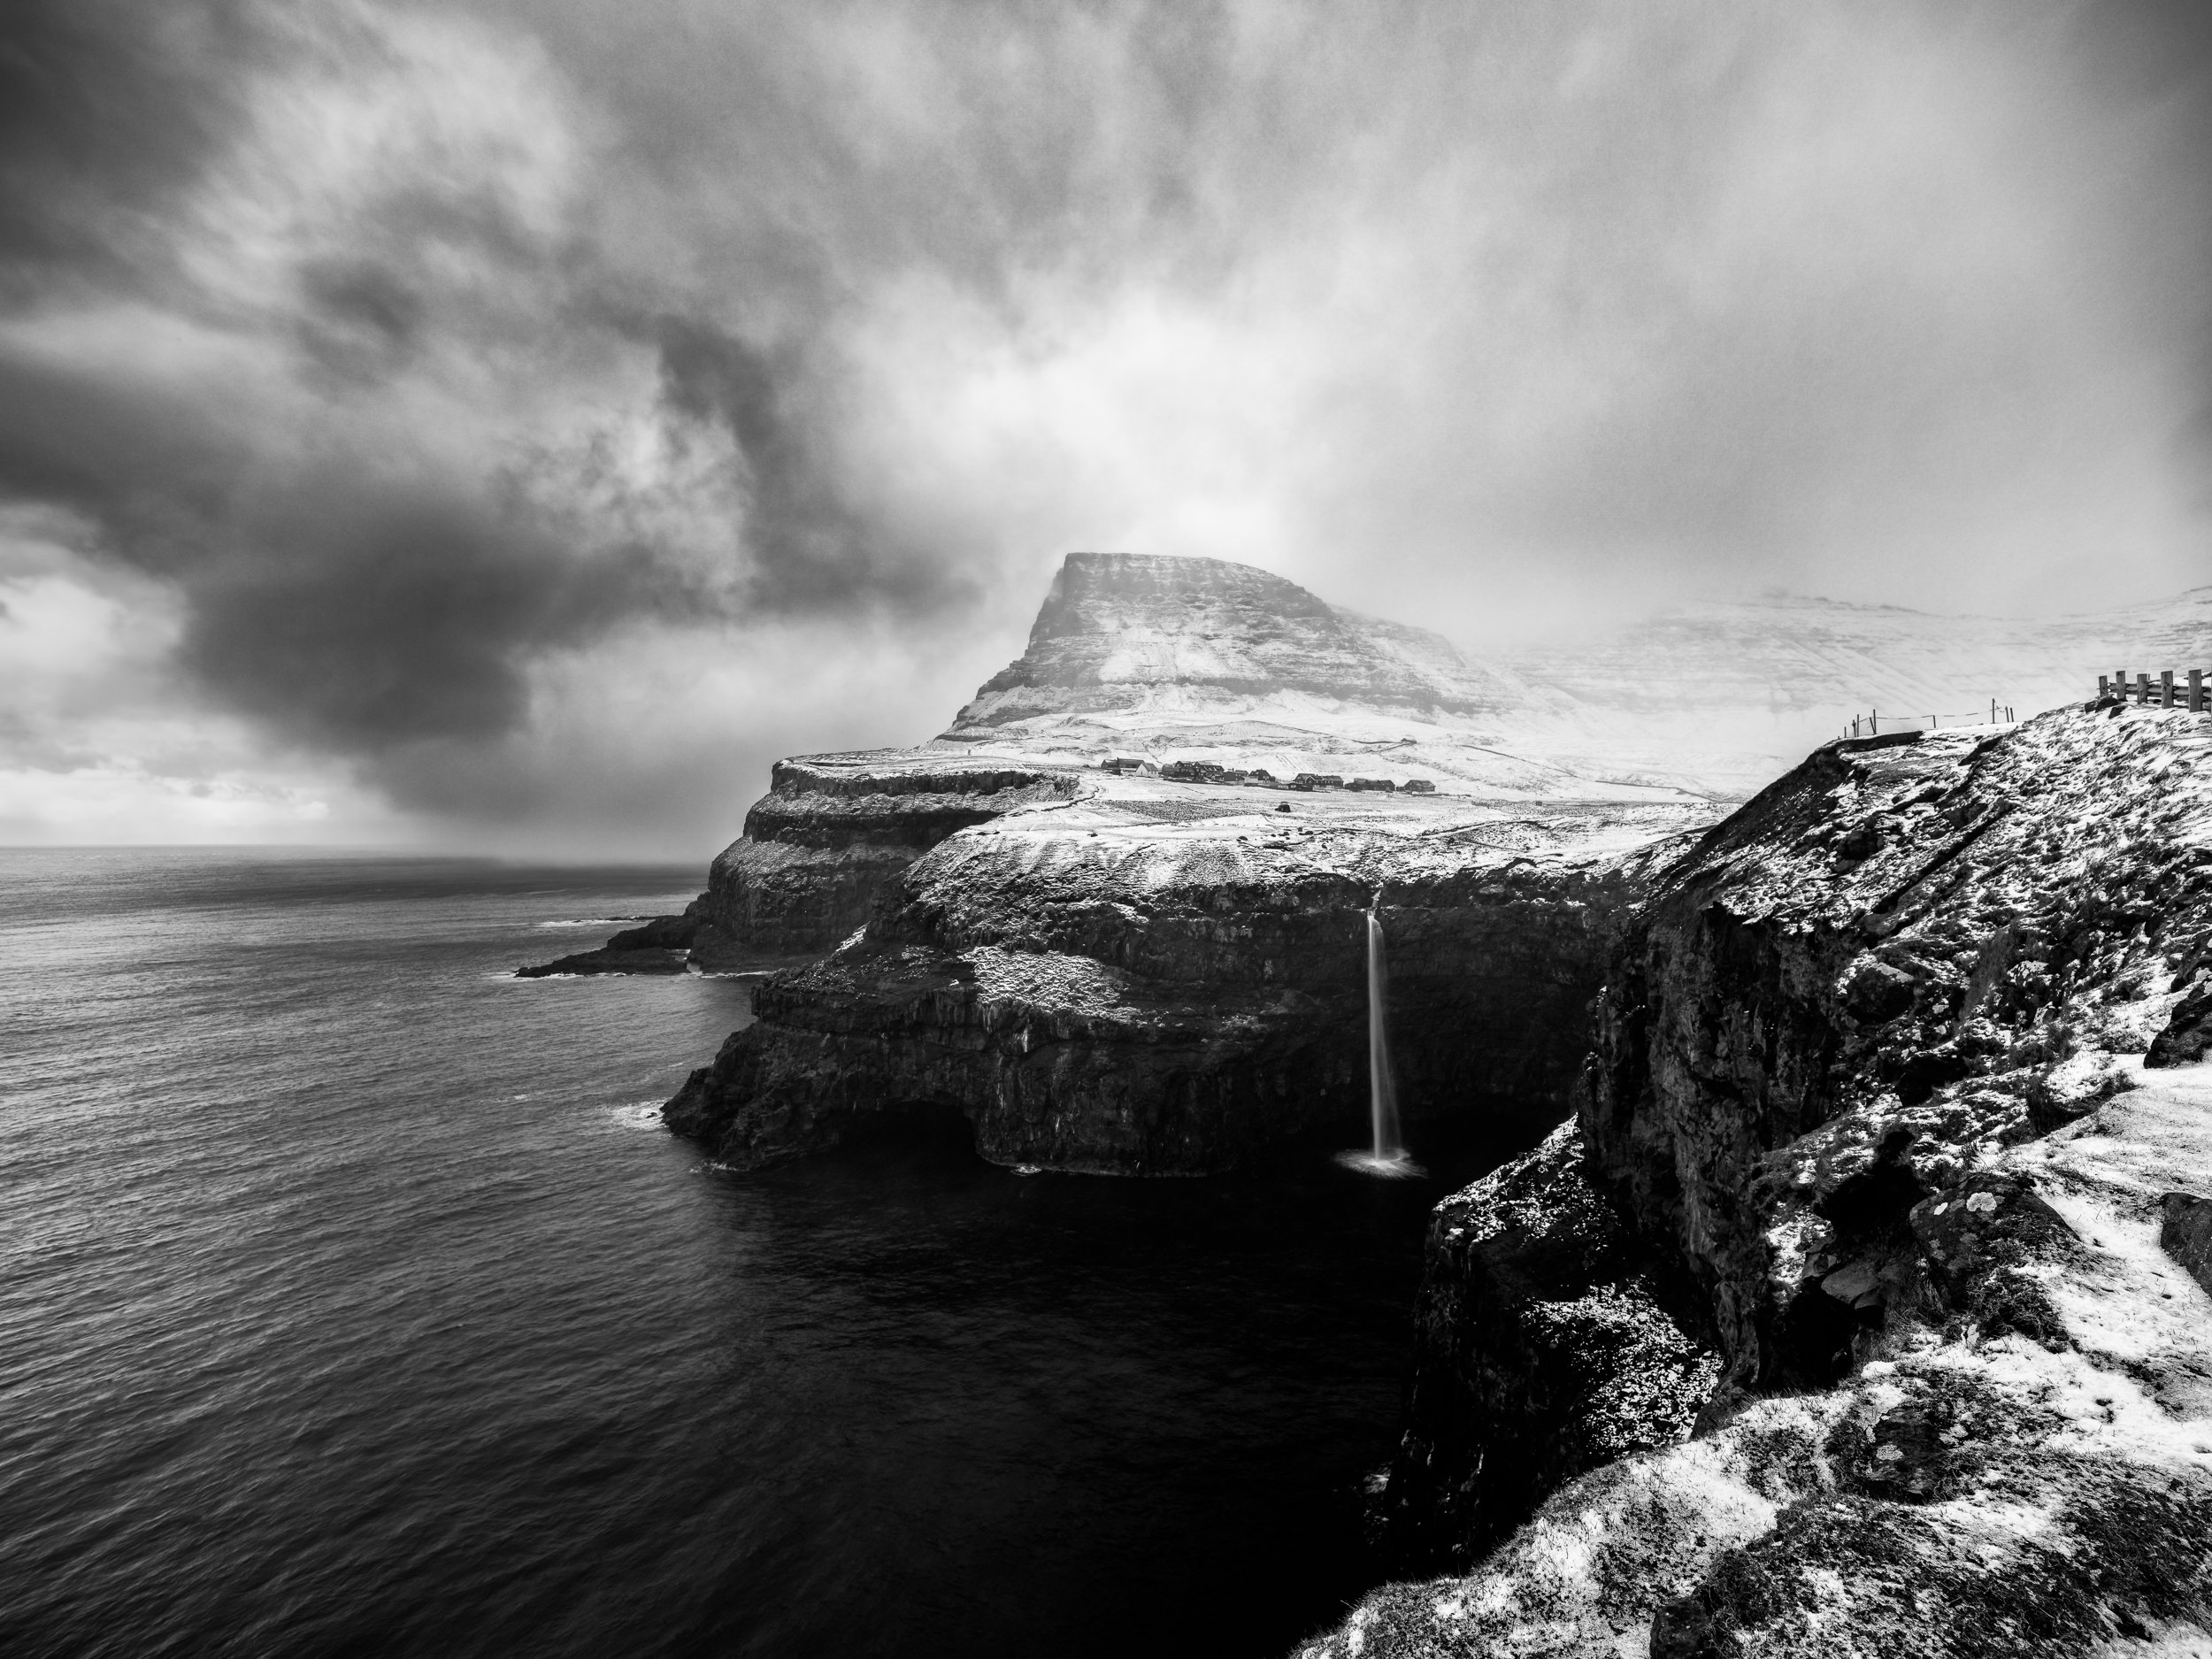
[1303,699,2212,1655]
[687,756,1083,962]
[518,755,1087,973]
[667,780,1694,1173]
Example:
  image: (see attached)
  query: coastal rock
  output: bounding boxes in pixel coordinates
[1377,1121,1717,1571]
[1304,703,2212,1656]
[1581,705,2212,1399]
[517,757,1085,973]
[687,757,1083,963]
[667,795,1685,1173]
[515,912,704,977]
[515,943,690,978]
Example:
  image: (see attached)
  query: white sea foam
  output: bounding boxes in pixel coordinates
[609,1102,664,1131]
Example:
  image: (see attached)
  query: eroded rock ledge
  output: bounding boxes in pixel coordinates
[517,755,1084,974]
[665,790,1694,1173]
[1306,703,2212,1656]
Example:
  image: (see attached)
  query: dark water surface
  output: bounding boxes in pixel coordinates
[1,849,1515,1658]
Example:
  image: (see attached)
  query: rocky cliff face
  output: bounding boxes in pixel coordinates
[517,755,1086,972]
[1375,1120,1718,1571]
[1303,700,2212,1656]
[667,786,1692,1173]
[687,756,1083,961]
[1585,703,2212,1402]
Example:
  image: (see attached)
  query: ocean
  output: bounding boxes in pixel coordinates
[0,849,1509,1657]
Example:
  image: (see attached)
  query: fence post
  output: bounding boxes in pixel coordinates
[2193,669,2205,713]
[2118,668,2129,704]
[2096,677,2108,700]
[2162,670,2176,708]
[2139,672,2152,705]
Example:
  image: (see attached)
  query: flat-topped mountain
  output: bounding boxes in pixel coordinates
[941,555,2212,803]
[948,550,1525,733]
[939,551,1688,803]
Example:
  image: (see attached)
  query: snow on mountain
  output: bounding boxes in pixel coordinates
[1507,586,2212,794]
[936,553,2210,803]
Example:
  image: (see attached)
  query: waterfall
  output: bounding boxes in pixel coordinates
[1336,899,1423,1179]
[1365,907,1402,1160]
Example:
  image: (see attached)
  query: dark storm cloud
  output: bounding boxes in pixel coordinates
[0,0,993,770]
[4,0,2209,841]
[0,336,710,749]
[179,480,666,749]
[648,314,981,614]
[295,258,427,382]
[0,0,257,279]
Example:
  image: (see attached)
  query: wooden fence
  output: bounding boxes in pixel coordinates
[2098,669,2209,711]
[1845,703,2015,740]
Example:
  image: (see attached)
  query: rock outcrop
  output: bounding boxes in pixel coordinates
[1303,701,2212,1656]
[518,757,1087,972]
[686,756,1084,962]
[668,787,1694,1173]
[1375,1120,1717,1571]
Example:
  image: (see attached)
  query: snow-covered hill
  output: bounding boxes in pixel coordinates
[941,553,1689,803]
[1504,586,2212,795]
[935,553,2210,802]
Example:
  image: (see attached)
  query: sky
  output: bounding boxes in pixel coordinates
[0,0,2206,856]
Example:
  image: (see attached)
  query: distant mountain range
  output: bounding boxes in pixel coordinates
[1495,585,2212,795]
[938,553,2209,801]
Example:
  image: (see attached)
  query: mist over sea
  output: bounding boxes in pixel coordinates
[0,848,1509,1657]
